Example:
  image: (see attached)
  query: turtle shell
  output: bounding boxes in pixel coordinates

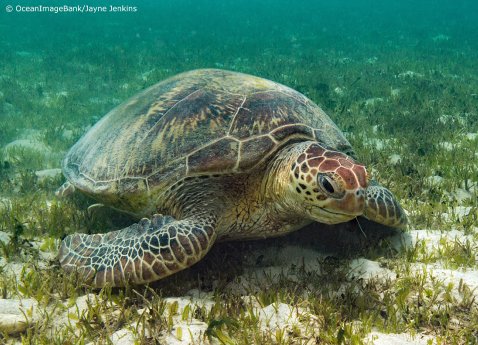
[63,69,353,202]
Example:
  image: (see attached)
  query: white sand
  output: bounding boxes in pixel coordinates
[0,227,476,343]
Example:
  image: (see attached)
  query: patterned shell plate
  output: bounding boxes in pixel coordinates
[63,69,352,196]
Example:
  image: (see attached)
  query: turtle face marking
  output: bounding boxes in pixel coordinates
[289,143,368,223]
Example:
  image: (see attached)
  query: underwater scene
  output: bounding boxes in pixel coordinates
[0,0,477,343]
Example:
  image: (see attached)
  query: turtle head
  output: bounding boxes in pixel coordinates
[281,142,369,224]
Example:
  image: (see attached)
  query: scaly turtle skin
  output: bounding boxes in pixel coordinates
[58,69,407,287]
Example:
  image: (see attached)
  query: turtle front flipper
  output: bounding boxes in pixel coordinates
[363,181,408,229]
[58,214,217,287]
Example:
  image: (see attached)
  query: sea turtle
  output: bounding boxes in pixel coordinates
[58,69,407,287]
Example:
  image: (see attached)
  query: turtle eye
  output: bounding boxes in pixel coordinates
[318,174,343,198]
[320,176,335,193]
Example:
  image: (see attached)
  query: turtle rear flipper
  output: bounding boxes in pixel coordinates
[55,181,76,198]
[363,181,408,229]
[58,213,217,287]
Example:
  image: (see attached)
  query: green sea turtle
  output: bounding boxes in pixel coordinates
[58,69,407,287]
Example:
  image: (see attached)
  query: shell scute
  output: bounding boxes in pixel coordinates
[238,135,276,170]
[229,91,309,139]
[147,89,243,164]
[187,137,240,174]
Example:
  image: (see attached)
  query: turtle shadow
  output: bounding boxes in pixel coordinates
[145,217,408,296]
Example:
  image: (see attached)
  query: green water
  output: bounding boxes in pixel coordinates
[1,0,477,144]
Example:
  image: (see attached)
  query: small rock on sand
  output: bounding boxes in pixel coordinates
[348,258,397,282]
[0,230,10,244]
[0,197,12,212]
[388,154,401,165]
[367,331,434,345]
[35,168,62,182]
[0,298,38,334]
[4,138,52,158]
[257,303,299,329]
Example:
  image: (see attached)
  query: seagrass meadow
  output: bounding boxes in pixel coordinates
[0,0,477,344]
